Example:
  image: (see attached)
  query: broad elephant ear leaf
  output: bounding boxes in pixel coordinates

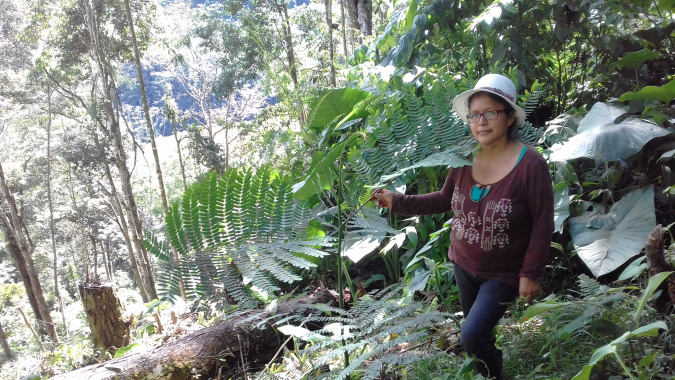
[553,183,570,232]
[568,186,656,277]
[549,102,669,162]
[306,88,371,131]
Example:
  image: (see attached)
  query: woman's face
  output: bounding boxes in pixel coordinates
[468,93,515,146]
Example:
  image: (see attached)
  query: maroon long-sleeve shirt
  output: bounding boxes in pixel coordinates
[391,147,554,288]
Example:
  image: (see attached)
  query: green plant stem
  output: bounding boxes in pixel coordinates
[337,162,344,310]
[335,154,350,378]
[613,351,637,380]
[635,69,640,91]
[434,265,452,312]
[381,254,397,283]
[552,323,569,379]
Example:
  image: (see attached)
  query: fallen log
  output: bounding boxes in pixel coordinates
[50,289,337,380]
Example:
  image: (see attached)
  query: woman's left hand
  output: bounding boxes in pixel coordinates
[519,277,540,303]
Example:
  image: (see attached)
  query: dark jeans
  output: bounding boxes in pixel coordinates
[453,264,519,380]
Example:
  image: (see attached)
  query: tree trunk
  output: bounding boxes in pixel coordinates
[325,0,336,86]
[46,91,70,340]
[101,241,111,281]
[0,319,14,360]
[78,282,129,352]
[18,307,45,353]
[49,290,337,380]
[122,1,187,301]
[106,108,158,300]
[344,0,372,37]
[172,118,188,192]
[82,0,158,300]
[92,234,99,281]
[92,129,150,303]
[0,214,44,332]
[276,2,305,124]
[122,0,170,217]
[345,0,359,31]
[356,0,372,36]
[0,161,59,345]
[341,0,348,58]
[279,3,299,90]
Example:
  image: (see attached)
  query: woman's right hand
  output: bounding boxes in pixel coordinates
[370,189,394,209]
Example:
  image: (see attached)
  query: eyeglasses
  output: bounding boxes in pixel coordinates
[467,110,508,123]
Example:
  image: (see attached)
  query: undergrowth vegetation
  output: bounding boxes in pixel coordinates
[2,0,675,379]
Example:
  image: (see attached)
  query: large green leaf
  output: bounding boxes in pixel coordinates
[113,343,140,359]
[549,103,669,162]
[553,183,570,232]
[306,88,372,131]
[292,141,347,201]
[615,49,660,70]
[634,271,673,325]
[520,301,568,322]
[468,0,508,31]
[403,0,418,32]
[659,0,675,11]
[619,79,675,103]
[572,321,667,380]
[149,168,329,302]
[568,186,656,277]
[659,147,675,162]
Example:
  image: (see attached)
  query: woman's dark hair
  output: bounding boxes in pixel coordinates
[468,91,517,134]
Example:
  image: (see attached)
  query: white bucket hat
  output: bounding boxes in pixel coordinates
[452,73,527,128]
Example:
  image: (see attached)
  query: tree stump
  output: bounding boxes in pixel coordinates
[644,225,675,310]
[78,282,128,352]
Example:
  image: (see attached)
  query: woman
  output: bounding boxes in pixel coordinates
[372,74,554,380]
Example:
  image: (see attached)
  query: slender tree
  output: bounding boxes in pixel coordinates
[325,0,336,86]
[121,0,170,216]
[91,128,150,302]
[0,160,59,345]
[341,0,348,57]
[0,320,13,360]
[46,90,70,340]
[78,0,158,299]
[123,0,188,300]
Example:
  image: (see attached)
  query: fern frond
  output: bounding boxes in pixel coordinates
[520,89,544,117]
[150,167,329,303]
[338,331,430,380]
[361,351,434,380]
[578,274,602,297]
[512,121,545,147]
